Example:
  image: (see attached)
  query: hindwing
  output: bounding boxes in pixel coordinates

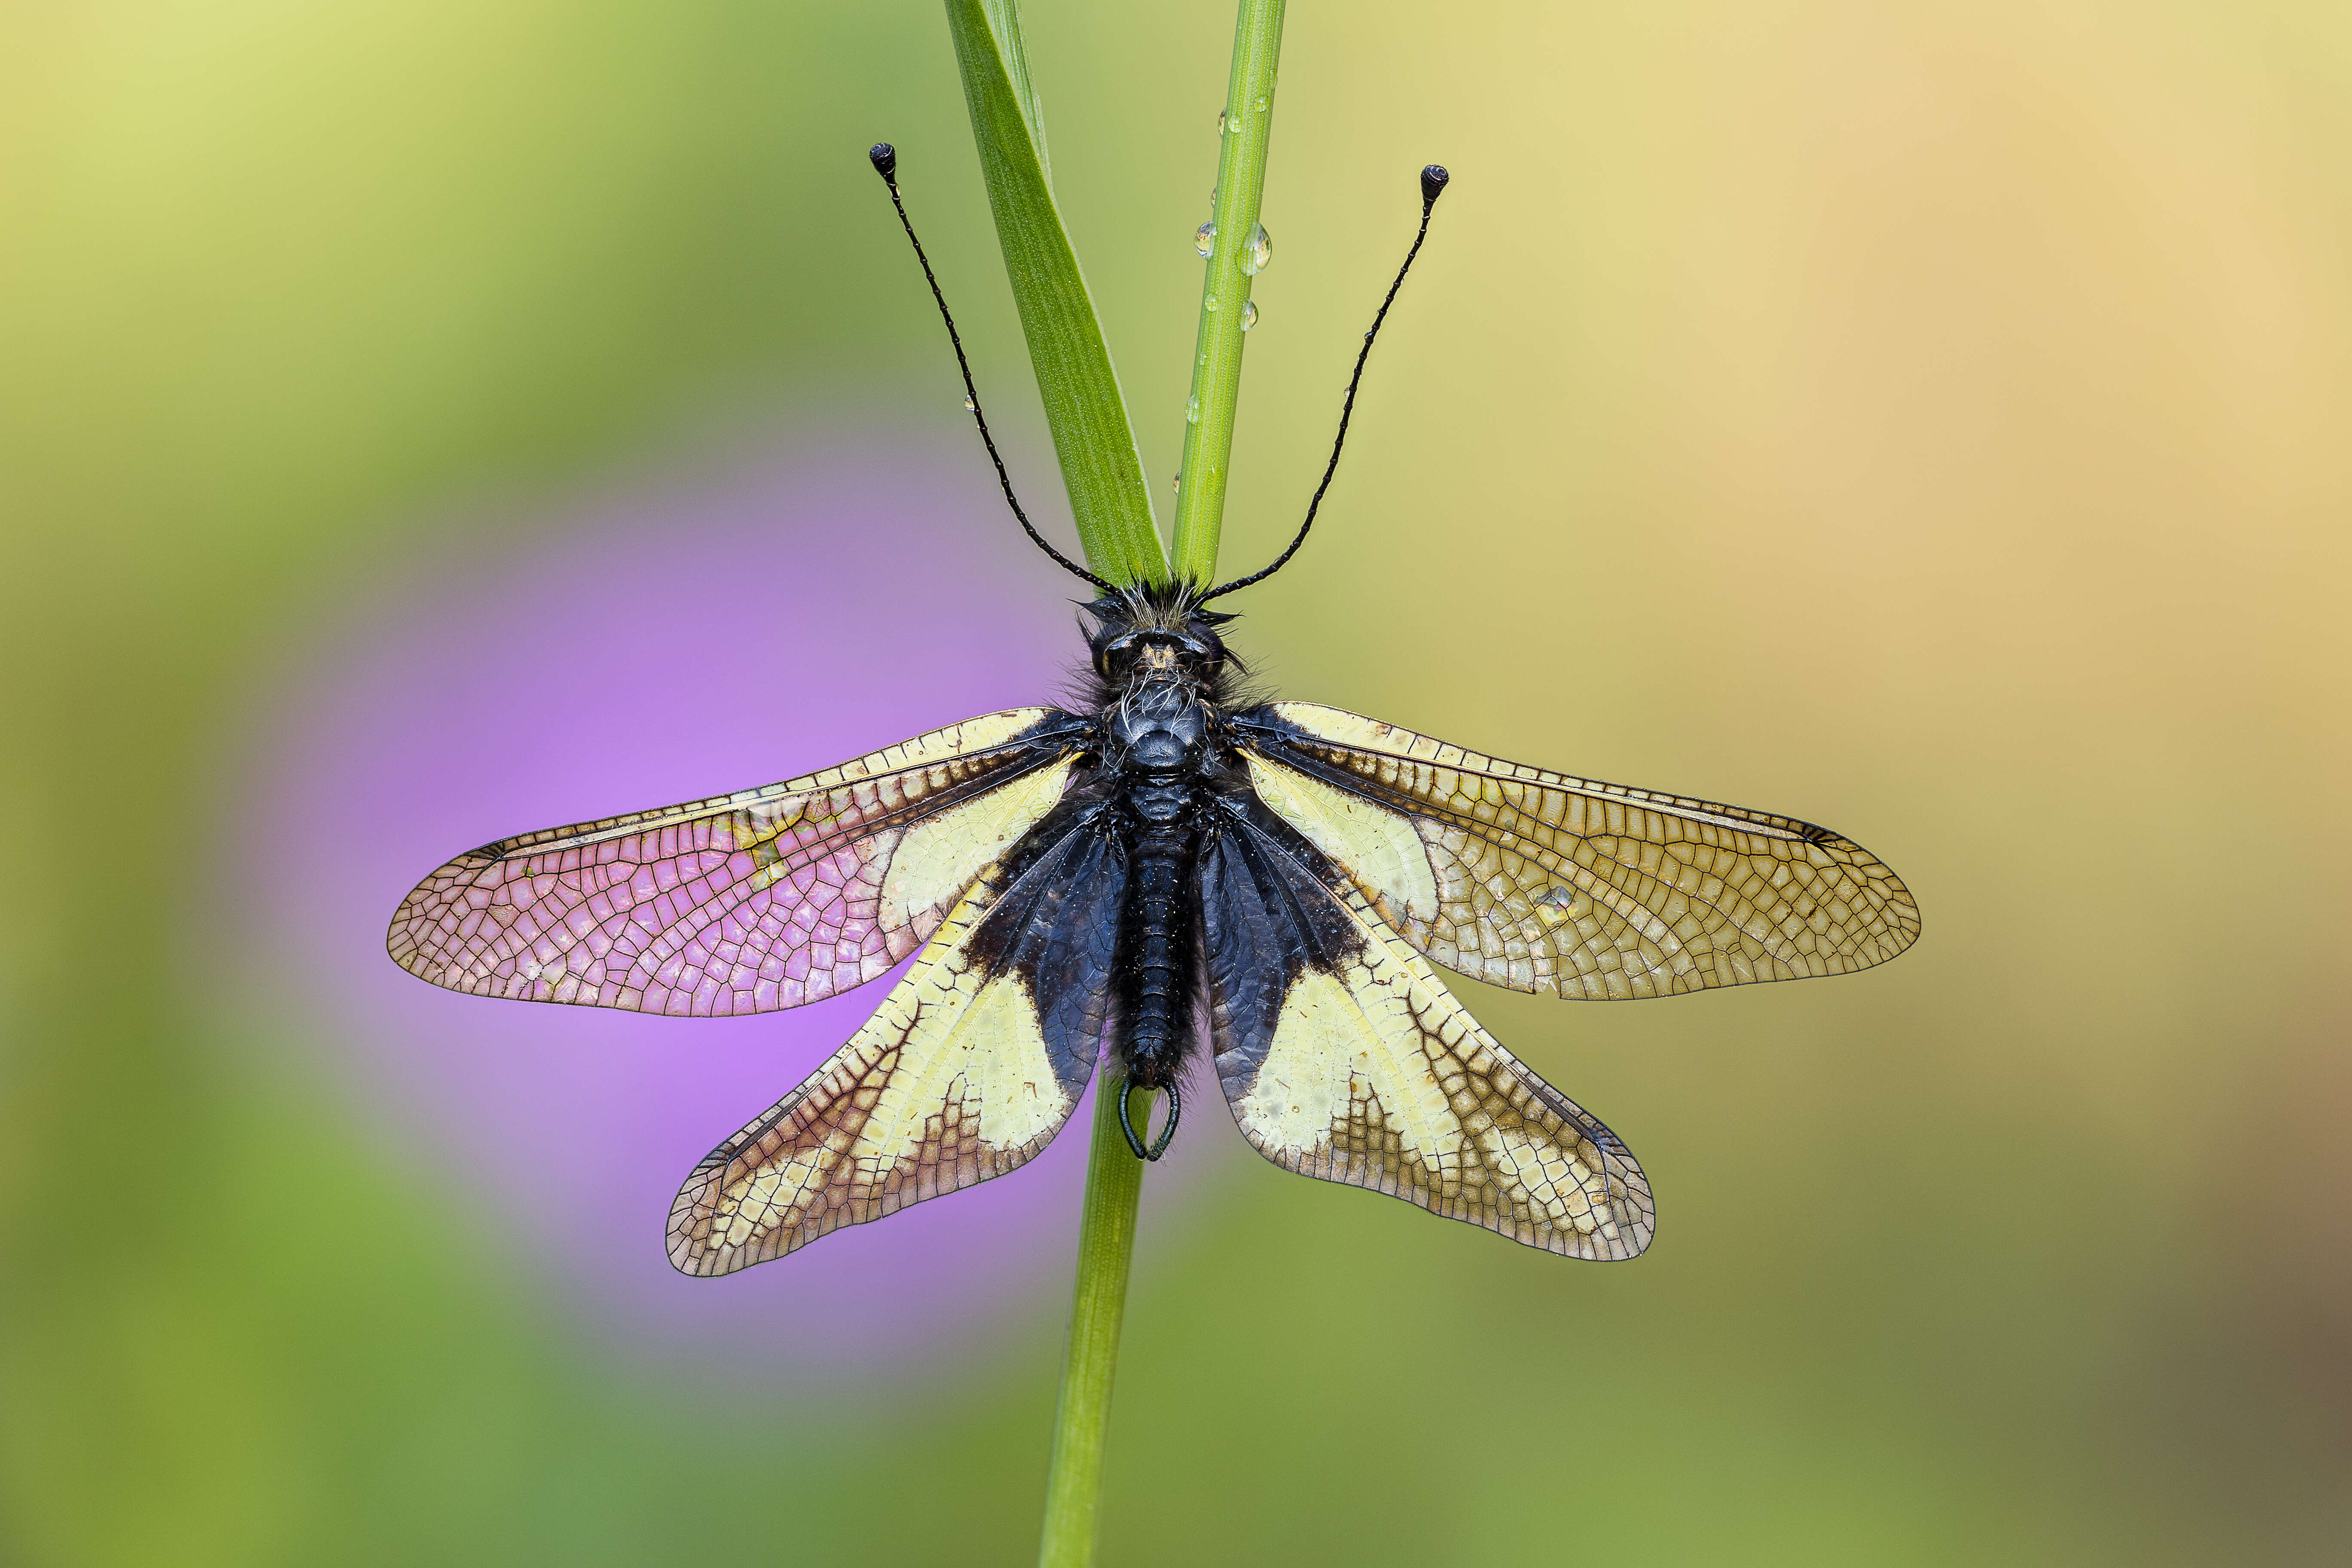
[668,800,1122,1273]
[388,709,1087,1016]
[1200,796,1654,1260]
[1234,702,1919,1001]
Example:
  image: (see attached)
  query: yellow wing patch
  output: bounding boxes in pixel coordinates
[1241,750,1439,925]
[1224,884,1654,1260]
[668,870,1087,1274]
[879,757,1075,931]
[1248,703,1919,1001]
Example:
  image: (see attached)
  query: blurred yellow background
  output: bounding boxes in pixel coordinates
[5,1,2348,1563]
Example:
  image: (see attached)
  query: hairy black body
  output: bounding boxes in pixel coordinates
[1073,585,1252,1158]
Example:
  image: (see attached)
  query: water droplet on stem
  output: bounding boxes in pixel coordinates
[1240,223,1271,275]
[1240,300,1258,331]
[1193,220,1216,258]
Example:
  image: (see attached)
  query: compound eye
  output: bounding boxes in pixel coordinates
[1094,634,1141,680]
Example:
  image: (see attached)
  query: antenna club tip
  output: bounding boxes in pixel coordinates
[868,143,897,181]
[1420,164,1450,204]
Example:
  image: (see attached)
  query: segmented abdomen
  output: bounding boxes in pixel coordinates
[1118,820,1197,1087]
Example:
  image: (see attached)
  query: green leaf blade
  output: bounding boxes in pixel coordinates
[945,0,1167,588]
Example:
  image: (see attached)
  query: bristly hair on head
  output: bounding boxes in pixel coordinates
[1063,579,1253,715]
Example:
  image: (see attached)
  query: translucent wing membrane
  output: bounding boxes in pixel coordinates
[669,802,1121,1273]
[388,710,1085,1017]
[1200,796,1654,1259]
[1235,703,1919,1001]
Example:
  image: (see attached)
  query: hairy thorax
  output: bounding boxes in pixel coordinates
[1105,678,1214,790]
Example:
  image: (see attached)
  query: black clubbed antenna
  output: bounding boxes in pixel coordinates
[1200,163,1450,603]
[867,143,1113,593]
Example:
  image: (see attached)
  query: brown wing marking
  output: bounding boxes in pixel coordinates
[1237,702,1919,1001]
[387,708,1082,1016]
[1204,819,1653,1261]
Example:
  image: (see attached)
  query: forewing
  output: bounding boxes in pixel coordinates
[387,709,1086,1016]
[1200,798,1654,1260]
[668,801,1122,1273]
[1234,702,1919,1001]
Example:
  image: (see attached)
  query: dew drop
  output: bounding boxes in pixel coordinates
[1205,294,1219,311]
[962,394,976,413]
[1253,95,1268,110]
[1185,395,1200,424]
[1217,109,1228,135]
[1534,886,1591,926]
[1240,299,1258,331]
[1240,222,1272,275]
[1193,220,1216,258]
[1172,471,1182,496]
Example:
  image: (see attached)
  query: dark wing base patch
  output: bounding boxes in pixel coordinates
[1201,797,1654,1261]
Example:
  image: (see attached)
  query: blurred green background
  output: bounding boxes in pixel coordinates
[6,1,2349,1563]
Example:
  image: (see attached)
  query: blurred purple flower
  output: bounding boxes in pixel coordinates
[234,424,1225,1387]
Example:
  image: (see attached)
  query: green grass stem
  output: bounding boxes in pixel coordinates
[942,3,1289,1562]
[1168,0,1287,588]
[1034,1077,1151,1568]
